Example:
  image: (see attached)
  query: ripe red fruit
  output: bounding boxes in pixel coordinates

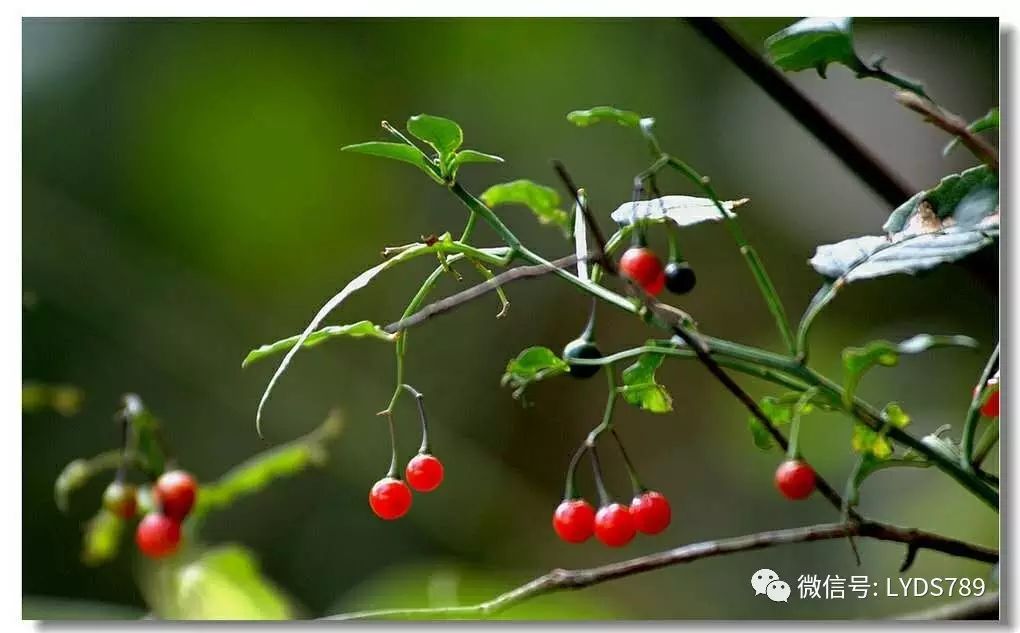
[405,454,444,493]
[975,384,1000,418]
[630,491,671,535]
[594,503,636,547]
[102,481,138,519]
[135,513,182,559]
[154,470,198,520]
[774,459,816,500]
[619,247,666,296]
[368,477,412,520]
[552,498,596,543]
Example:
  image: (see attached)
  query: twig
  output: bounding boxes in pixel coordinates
[896,91,999,172]
[685,18,913,208]
[383,254,582,334]
[323,520,996,620]
[897,592,999,621]
[552,160,614,273]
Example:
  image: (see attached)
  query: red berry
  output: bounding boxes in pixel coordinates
[619,247,666,296]
[594,503,636,547]
[774,459,816,500]
[552,498,596,543]
[406,454,444,493]
[135,513,182,559]
[154,470,198,520]
[975,383,1000,418]
[102,481,137,519]
[631,491,671,535]
[368,477,412,520]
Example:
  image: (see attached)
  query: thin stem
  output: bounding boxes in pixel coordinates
[401,384,431,454]
[972,423,999,469]
[562,443,589,500]
[962,344,999,471]
[324,519,997,620]
[895,92,999,172]
[588,445,611,507]
[381,411,399,479]
[786,388,818,460]
[611,429,644,495]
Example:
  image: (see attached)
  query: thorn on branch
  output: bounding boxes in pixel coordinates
[900,542,920,572]
[895,91,999,172]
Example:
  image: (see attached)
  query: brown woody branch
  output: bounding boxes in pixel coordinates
[895,91,999,172]
[324,520,996,620]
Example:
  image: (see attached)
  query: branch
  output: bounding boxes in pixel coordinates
[324,520,996,620]
[384,253,583,334]
[897,592,998,621]
[896,91,999,172]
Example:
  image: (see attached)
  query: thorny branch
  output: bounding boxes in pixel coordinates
[896,91,999,172]
[324,520,997,620]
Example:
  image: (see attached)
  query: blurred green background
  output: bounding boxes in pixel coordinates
[23,17,999,619]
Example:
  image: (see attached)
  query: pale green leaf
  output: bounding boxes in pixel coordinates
[242,320,395,368]
[501,346,568,400]
[341,141,433,173]
[621,352,672,413]
[765,17,859,77]
[842,334,977,404]
[944,107,999,157]
[566,106,643,128]
[407,114,463,156]
[481,180,570,233]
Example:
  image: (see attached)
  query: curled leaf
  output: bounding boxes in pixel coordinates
[765,17,859,77]
[842,334,977,404]
[407,114,463,157]
[611,196,748,227]
[243,320,395,368]
[621,352,672,413]
[501,347,568,401]
[566,106,643,128]
[481,180,570,234]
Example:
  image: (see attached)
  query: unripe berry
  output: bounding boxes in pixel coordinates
[102,481,138,519]
[664,261,697,295]
[562,338,602,379]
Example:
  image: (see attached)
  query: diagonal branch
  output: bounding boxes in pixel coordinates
[323,520,996,620]
[897,592,999,621]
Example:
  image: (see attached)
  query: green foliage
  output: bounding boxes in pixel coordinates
[747,393,818,450]
[54,451,124,513]
[841,334,978,405]
[243,320,395,368]
[566,106,643,128]
[501,346,568,400]
[341,141,434,177]
[81,509,123,566]
[620,352,672,413]
[141,545,295,619]
[765,17,859,77]
[121,394,166,477]
[944,107,999,157]
[481,180,570,233]
[851,403,911,460]
[191,413,343,523]
[610,196,749,228]
[407,114,463,157]
[846,452,929,508]
[883,165,999,234]
[22,382,84,416]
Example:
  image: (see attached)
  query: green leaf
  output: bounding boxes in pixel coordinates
[765,17,860,77]
[883,165,999,235]
[22,382,84,416]
[121,394,165,477]
[82,509,124,566]
[453,149,504,166]
[621,352,672,413]
[481,180,570,233]
[842,334,978,404]
[500,346,568,401]
[54,450,128,513]
[141,546,294,619]
[882,402,911,429]
[407,114,463,157]
[611,195,749,227]
[748,418,775,450]
[191,413,343,523]
[242,320,395,368]
[944,107,999,156]
[846,452,929,508]
[852,423,893,459]
[747,393,822,451]
[566,106,644,128]
[341,141,434,176]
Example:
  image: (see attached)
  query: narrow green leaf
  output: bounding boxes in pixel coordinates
[82,509,123,566]
[481,180,570,233]
[621,352,672,413]
[407,114,463,156]
[501,346,569,400]
[610,196,749,227]
[748,418,775,450]
[566,106,643,128]
[243,320,395,368]
[765,17,860,77]
[453,149,504,166]
[341,141,433,173]
[944,107,999,156]
[846,453,929,507]
[842,334,978,404]
[191,413,343,523]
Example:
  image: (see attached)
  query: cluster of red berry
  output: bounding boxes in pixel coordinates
[618,246,697,297]
[368,453,444,520]
[102,469,198,559]
[552,491,671,547]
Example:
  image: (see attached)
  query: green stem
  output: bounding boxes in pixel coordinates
[962,344,999,471]
[786,388,818,460]
[611,429,644,495]
[972,423,999,469]
[563,443,589,500]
